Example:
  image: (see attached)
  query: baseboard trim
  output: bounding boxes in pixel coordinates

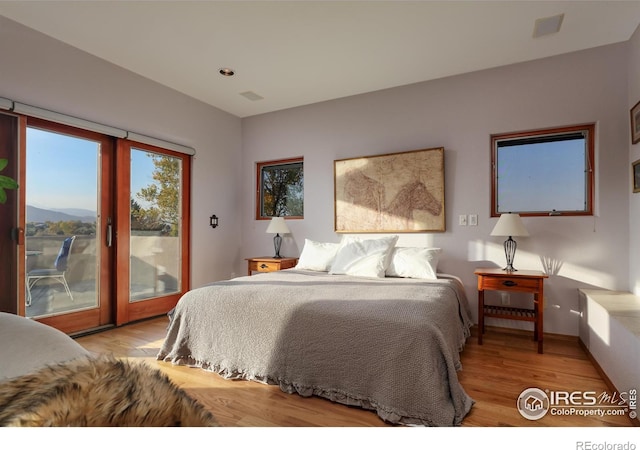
[470,323,579,342]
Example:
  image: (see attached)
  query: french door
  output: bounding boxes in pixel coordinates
[20,118,113,333]
[115,140,190,325]
[2,114,190,334]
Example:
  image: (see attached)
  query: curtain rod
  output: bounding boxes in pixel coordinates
[0,97,196,156]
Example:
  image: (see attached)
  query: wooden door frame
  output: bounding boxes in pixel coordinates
[19,117,115,334]
[115,139,190,325]
[0,112,20,314]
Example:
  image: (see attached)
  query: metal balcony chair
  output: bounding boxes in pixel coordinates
[26,236,76,307]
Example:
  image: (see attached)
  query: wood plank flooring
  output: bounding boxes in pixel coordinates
[75,316,636,428]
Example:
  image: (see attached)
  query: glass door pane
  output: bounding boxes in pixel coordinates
[25,127,100,318]
[129,148,182,302]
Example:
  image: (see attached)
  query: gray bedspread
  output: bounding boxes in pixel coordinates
[157,269,474,426]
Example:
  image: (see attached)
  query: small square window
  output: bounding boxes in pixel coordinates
[256,157,303,220]
[491,124,594,217]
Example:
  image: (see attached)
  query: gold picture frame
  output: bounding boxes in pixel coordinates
[334,147,445,233]
[633,158,640,193]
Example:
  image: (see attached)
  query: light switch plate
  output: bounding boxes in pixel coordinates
[459,215,467,226]
[469,214,478,226]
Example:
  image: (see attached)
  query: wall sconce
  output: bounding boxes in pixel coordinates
[209,214,219,229]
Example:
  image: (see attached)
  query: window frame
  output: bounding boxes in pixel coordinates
[255,157,304,220]
[491,123,595,217]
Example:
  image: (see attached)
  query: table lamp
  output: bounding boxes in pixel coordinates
[490,213,529,271]
[266,217,290,258]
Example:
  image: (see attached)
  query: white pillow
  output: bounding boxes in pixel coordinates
[295,239,340,272]
[329,235,398,278]
[386,247,442,280]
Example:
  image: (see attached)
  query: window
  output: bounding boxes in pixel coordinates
[491,124,594,217]
[256,157,303,220]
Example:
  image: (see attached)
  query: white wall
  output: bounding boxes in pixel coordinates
[3,15,635,336]
[242,42,631,336]
[629,25,640,296]
[0,16,243,289]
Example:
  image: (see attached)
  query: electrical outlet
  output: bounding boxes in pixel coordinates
[459,215,467,226]
[501,292,510,305]
[469,214,478,226]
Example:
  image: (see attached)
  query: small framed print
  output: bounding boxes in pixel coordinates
[633,159,640,193]
[631,100,640,145]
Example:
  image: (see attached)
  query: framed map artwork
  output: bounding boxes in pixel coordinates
[334,147,445,233]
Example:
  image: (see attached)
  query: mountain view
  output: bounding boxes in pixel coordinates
[26,205,96,223]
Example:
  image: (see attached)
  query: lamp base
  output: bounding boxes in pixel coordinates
[503,236,518,272]
[273,233,283,259]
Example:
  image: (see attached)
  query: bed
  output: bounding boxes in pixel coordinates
[158,239,475,426]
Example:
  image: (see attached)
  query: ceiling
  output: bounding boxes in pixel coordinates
[1,1,640,118]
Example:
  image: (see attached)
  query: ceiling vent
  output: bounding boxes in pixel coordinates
[239,91,264,102]
[533,13,564,38]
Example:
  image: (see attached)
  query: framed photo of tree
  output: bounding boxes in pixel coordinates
[256,157,304,220]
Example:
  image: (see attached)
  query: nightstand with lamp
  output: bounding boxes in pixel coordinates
[475,213,548,353]
[246,217,298,275]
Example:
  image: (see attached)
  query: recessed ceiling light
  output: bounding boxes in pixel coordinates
[533,13,564,38]
[219,68,235,77]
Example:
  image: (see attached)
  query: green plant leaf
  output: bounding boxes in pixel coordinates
[0,174,18,189]
[0,158,18,203]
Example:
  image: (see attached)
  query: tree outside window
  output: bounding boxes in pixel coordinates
[131,152,181,236]
[256,157,303,219]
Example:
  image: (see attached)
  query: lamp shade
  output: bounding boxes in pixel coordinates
[490,213,529,237]
[266,217,290,234]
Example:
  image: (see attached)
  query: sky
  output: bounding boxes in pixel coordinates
[26,127,156,213]
[496,138,587,213]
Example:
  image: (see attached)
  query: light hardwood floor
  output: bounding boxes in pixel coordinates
[75,316,636,427]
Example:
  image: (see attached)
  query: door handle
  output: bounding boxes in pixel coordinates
[106,217,113,247]
[11,227,24,245]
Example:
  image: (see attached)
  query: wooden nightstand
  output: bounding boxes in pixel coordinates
[474,268,548,353]
[246,257,298,276]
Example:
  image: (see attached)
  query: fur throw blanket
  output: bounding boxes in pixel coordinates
[0,355,218,427]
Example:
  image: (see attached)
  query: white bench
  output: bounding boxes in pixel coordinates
[577,289,640,398]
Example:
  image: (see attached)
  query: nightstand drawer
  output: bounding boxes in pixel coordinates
[252,261,279,272]
[480,276,541,292]
[246,257,298,275]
